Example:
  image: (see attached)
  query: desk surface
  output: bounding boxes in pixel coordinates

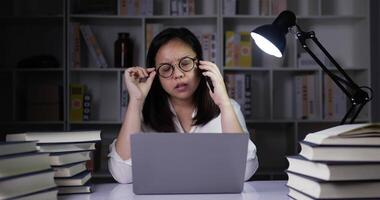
[58,181,289,200]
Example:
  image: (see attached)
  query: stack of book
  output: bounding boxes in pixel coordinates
[0,141,57,199]
[6,130,101,195]
[286,123,380,200]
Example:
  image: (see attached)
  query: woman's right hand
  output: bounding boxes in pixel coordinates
[124,67,156,102]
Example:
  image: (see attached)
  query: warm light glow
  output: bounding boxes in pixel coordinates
[251,32,282,58]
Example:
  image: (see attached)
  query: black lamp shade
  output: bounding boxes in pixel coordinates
[251,10,296,58]
[251,24,286,57]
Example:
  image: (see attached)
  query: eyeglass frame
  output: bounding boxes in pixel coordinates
[155,56,198,78]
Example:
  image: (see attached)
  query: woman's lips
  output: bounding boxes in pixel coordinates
[175,83,188,92]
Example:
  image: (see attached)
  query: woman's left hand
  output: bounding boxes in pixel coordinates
[198,60,231,108]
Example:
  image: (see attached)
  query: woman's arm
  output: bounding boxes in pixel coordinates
[198,61,243,133]
[115,67,156,160]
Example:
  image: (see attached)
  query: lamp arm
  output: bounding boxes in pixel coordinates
[294,26,371,124]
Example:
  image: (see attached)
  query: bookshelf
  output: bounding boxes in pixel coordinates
[0,0,372,180]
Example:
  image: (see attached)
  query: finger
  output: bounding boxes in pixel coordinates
[146,71,156,85]
[201,71,217,85]
[146,67,156,72]
[198,61,221,75]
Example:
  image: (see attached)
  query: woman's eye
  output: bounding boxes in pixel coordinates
[161,65,172,72]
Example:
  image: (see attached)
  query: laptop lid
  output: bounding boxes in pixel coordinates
[131,133,248,194]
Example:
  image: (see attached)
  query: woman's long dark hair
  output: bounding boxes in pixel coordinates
[143,27,220,132]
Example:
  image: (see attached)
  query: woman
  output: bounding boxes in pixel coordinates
[108,27,258,183]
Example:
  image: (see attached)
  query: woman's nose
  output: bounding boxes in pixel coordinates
[172,64,184,78]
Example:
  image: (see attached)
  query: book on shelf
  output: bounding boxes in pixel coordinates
[287,171,380,199]
[6,130,101,143]
[196,32,217,63]
[119,0,153,16]
[26,84,62,121]
[303,123,380,146]
[287,155,380,181]
[70,22,81,68]
[58,183,94,195]
[0,152,51,179]
[169,0,195,16]
[145,23,163,50]
[80,24,108,68]
[0,170,56,200]
[38,142,96,153]
[12,188,58,200]
[259,0,269,16]
[223,0,236,15]
[50,151,92,166]
[299,141,380,162]
[294,74,317,120]
[239,32,252,67]
[55,171,91,186]
[69,84,85,122]
[224,31,253,67]
[83,93,92,121]
[323,74,347,120]
[271,0,287,16]
[225,31,235,67]
[53,161,87,178]
[224,73,253,118]
[0,141,37,156]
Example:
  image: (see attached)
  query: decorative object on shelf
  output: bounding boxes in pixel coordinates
[250,10,373,124]
[114,32,133,68]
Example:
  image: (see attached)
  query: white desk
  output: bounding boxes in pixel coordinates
[58,181,289,200]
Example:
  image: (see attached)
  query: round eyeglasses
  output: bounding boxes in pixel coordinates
[156,56,198,78]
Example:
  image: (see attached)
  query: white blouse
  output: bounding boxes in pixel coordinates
[108,99,259,184]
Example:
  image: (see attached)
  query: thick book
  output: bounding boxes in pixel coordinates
[0,152,51,179]
[38,142,96,153]
[11,188,58,200]
[0,141,37,156]
[58,183,94,195]
[288,187,315,200]
[6,130,101,143]
[287,155,380,181]
[50,151,92,166]
[53,161,87,177]
[304,123,380,146]
[0,169,56,200]
[299,141,380,162]
[287,172,380,199]
[55,171,91,186]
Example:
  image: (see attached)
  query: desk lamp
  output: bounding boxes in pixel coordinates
[250,10,373,124]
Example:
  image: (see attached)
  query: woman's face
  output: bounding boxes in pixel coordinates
[155,39,200,102]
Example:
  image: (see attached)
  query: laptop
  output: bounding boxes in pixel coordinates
[130,133,248,195]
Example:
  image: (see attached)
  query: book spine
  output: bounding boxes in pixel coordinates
[70,22,81,68]
[223,0,236,15]
[118,0,128,15]
[244,74,252,118]
[83,94,91,121]
[84,25,108,68]
[187,0,195,15]
[80,25,102,68]
[235,74,245,109]
[69,84,84,122]
[170,0,178,16]
[271,0,287,15]
[239,32,252,67]
[225,31,235,67]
